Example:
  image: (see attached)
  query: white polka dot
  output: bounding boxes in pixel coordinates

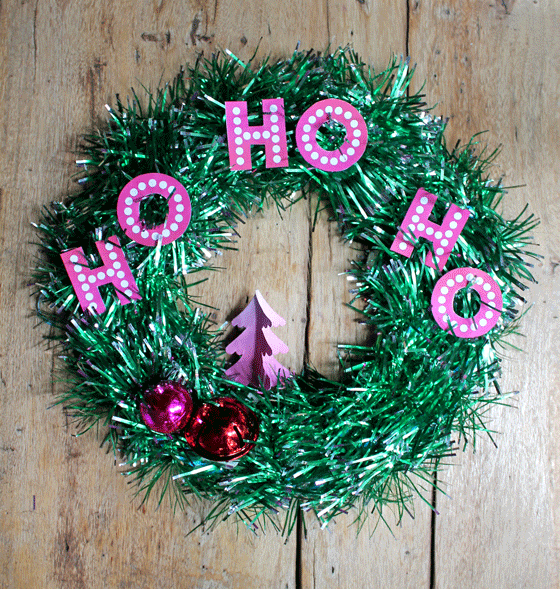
[141,231,149,239]
[262,131,270,139]
[73,265,82,273]
[475,277,484,285]
[441,239,449,247]
[344,111,352,120]
[236,157,245,166]
[416,206,424,214]
[270,104,278,112]
[351,139,360,147]
[270,114,279,123]
[234,127,242,135]
[435,231,443,239]
[78,274,86,282]
[271,125,279,133]
[174,194,182,202]
[162,229,170,238]
[175,214,183,223]
[460,325,468,333]
[85,293,94,301]
[456,275,464,283]
[81,284,89,291]
[124,207,132,216]
[445,230,453,238]
[411,215,420,223]
[438,296,446,304]
[88,275,96,284]
[441,287,449,295]
[126,217,134,226]
[351,120,359,129]
[272,145,281,153]
[320,156,328,165]
[426,227,434,236]
[236,147,244,155]
[272,135,280,144]
[243,131,251,140]
[130,189,138,197]
[420,197,428,205]
[235,137,243,145]
[325,105,333,113]
[454,212,463,220]
[471,324,478,331]
[125,289,133,297]
[479,318,487,327]
[125,197,133,206]
[308,116,316,124]
[107,269,115,277]
[233,117,241,125]
[97,272,106,281]
[138,182,146,191]
[109,252,118,260]
[311,152,319,160]
[148,179,156,188]
[450,221,458,229]
[340,154,347,162]
[170,223,178,231]
[252,131,261,140]
[487,292,496,300]
[117,271,125,279]
[167,186,174,193]
[330,157,338,165]
[399,242,407,251]
[417,223,425,231]
[483,283,491,292]
[303,124,311,132]
[447,279,455,287]
[335,106,343,115]
[316,109,324,118]
[408,224,416,232]
[273,155,281,163]
[232,106,240,115]
[113,262,121,270]
[176,204,184,213]
[70,255,79,263]
[347,147,355,156]
[121,280,129,288]
[485,311,494,319]
[354,130,361,138]
[132,226,140,234]
[466,273,474,282]
[305,144,312,152]
[438,305,446,314]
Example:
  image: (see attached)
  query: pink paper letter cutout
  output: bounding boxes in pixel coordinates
[225,290,291,389]
[431,268,503,338]
[225,99,288,170]
[117,173,191,247]
[390,188,470,271]
[295,98,368,172]
[61,236,141,314]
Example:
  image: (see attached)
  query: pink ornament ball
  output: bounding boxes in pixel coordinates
[140,381,194,434]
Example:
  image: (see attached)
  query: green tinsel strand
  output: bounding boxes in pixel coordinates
[33,47,538,533]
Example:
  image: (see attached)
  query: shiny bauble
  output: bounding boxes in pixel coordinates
[139,381,194,434]
[184,397,259,461]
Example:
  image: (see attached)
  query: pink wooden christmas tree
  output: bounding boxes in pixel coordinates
[225,290,292,389]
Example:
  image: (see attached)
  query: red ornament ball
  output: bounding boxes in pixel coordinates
[140,381,194,434]
[184,397,259,461]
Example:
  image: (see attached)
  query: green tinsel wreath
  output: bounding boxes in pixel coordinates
[34,47,537,535]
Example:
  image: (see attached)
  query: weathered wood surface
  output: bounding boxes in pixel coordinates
[0,1,558,587]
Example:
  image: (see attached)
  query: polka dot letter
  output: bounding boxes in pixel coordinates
[116,173,191,247]
[60,236,141,314]
[295,98,368,172]
[431,267,503,338]
[225,99,288,170]
[390,188,470,271]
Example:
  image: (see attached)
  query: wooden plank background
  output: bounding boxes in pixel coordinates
[0,0,558,587]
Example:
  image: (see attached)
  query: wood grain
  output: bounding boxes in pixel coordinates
[1,0,558,587]
[409,1,560,587]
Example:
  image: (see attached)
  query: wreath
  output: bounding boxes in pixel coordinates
[34,47,537,535]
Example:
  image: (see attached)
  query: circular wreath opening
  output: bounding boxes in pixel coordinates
[33,47,537,535]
